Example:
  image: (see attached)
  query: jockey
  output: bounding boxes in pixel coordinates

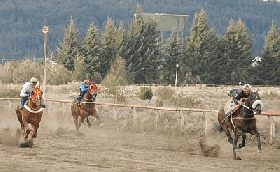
[76,79,91,106]
[224,84,252,121]
[19,77,46,110]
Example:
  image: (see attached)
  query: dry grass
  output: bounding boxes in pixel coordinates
[1,83,280,153]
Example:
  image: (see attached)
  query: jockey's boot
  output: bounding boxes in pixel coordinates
[77,99,81,106]
[224,111,231,122]
[41,99,46,108]
[19,97,25,110]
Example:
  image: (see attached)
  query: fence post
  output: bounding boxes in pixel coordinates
[268,116,275,144]
[132,107,137,123]
[114,106,118,124]
[180,111,184,130]
[204,112,209,136]
[155,110,159,129]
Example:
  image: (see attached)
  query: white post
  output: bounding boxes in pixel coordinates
[155,110,159,129]
[175,64,179,87]
[42,26,49,99]
[268,116,275,144]
[180,111,184,130]
[204,112,209,136]
[132,107,137,123]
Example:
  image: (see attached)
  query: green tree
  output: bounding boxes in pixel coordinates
[161,32,185,84]
[56,17,82,71]
[83,22,102,82]
[260,21,280,85]
[185,9,220,84]
[120,4,162,84]
[222,19,253,84]
[102,54,128,87]
[99,18,117,80]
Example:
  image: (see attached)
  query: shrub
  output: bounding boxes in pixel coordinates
[139,87,153,100]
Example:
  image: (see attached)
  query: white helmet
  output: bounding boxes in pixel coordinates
[243,84,252,90]
[30,77,38,84]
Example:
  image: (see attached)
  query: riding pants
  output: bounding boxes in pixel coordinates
[20,96,28,107]
[225,99,237,117]
[77,91,86,101]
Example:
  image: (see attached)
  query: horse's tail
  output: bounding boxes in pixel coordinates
[217,106,226,132]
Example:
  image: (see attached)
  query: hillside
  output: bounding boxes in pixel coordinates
[0,0,280,61]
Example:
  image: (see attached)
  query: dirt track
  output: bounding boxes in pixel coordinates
[1,86,280,172]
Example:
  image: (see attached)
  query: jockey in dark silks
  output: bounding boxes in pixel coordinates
[224,84,252,121]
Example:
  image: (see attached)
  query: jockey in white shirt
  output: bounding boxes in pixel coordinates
[19,77,45,110]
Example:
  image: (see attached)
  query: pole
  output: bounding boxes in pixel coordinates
[42,26,49,98]
[175,64,179,87]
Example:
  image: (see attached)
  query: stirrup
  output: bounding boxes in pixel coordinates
[76,100,81,106]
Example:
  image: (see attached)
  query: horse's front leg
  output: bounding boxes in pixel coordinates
[256,132,262,150]
[86,116,91,127]
[238,130,246,148]
[232,133,242,160]
[92,108,103,126]
[73,115,80,133]
[251,129,262,151]
[31,123,39,138]
[22,119,30,139]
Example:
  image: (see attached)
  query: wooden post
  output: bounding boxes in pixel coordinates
[42,26,49,99]
[114,107,118,124]
[204,112,209,136]
[155,110,159,129]
[268,116,275,144]
[132,107,137,123]
[180,111,184,130]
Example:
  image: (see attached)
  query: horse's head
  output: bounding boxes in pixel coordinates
[84,82,98,100]
[30,87,43,106]
[242,91,263,115]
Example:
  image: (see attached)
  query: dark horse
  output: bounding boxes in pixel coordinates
[71,82,102,133]
[15,87,44,147]
[218,90,263,160]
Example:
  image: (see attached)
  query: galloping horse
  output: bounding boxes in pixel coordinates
[15,87,44,144]
[71,82,102,133]
[218,90,263,160]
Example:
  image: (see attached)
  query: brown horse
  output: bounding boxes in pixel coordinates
[71,82,102,133]
[218,90,263,160]
[15,87,44,146]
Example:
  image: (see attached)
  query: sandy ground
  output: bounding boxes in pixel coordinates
[0,86,280,172]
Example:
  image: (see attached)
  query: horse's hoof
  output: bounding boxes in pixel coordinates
[19,139,33,148]
[233,156,242,160]
[238,144,243,149]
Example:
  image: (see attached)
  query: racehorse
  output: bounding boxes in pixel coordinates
[15,87,44,147]
[217,90,263,160]
[71,82,102,133]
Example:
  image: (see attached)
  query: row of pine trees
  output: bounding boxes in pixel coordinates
[55,5,280,86]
